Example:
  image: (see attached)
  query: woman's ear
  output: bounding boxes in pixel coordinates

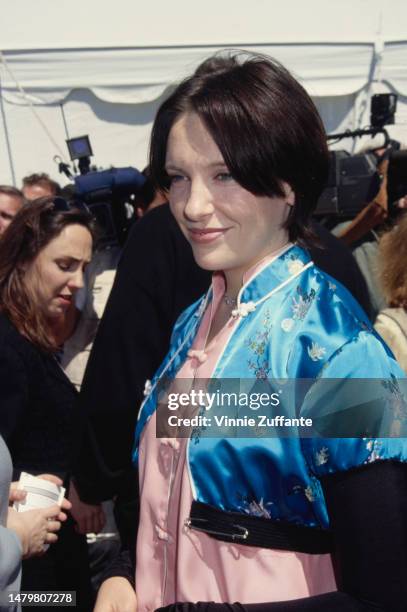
[281,182,295,207]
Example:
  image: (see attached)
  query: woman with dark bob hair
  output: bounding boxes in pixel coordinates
[0,197,100,609]
[95,53,407,611]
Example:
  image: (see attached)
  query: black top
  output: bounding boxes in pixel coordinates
[0,312,81,481]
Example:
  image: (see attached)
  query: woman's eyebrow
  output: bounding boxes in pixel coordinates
[207,161,228,169]
[165,160,227,172]
[57,256,89,264]
[164,164,183,172]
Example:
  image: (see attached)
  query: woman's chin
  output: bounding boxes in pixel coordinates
[192,252,227,272]
[46,306,68,319]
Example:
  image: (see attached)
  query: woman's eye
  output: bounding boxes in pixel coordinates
[215,172,233,182]
[168,174,185,185]
[57,262,71,271]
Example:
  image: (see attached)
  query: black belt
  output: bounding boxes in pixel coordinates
[186,500,333,554]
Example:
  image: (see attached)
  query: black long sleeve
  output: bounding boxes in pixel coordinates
[156,460,407,612]
[0,313,81,482]
[0,340,28,444]
[101,547,135,590]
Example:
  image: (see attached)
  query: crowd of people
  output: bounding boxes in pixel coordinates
[1,51,407,612]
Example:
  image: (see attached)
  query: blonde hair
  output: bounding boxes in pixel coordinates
[378,214,407,309]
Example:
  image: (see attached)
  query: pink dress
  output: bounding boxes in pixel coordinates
[136,254,336,612]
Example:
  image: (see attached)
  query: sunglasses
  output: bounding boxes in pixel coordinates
[52,196,90,214]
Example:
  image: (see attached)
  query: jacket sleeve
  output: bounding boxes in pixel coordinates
[300,330,407,477]
[0,525,22,599]
[155,459,407,612]
[0,342,28,445]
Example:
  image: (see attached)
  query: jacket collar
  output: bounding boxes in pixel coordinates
[208,245,313,321]
[237,244,312,306]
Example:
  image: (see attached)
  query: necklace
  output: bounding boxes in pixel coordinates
[223,293,237,307]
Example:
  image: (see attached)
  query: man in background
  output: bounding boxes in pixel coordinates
[22,172,60,201]
[0,185,24,235]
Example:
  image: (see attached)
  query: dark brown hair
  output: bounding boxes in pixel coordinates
[22,173,60,196]
[0,185,24,200]
[0,197,95,352]
[149,51,329,244]
[379,214,407,309]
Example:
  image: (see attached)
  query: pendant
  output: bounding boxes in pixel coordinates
[224,293,237,307]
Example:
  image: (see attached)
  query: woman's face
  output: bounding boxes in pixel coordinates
[166,112,293,278]
[24,224,92,319]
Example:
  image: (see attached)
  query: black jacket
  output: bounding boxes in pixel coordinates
[0,312,81,481]
[76,205,211,504]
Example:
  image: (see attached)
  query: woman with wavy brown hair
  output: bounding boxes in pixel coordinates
[375,213,407,372]
[0,197,99,610]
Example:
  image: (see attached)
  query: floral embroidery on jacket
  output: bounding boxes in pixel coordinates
[237,494,275,519]
[291,286,317,321]
[304,485,315,503]
[190,405,208,445]
[246,310,272,379]
[288,481,317,504]
[315,446,329,466]
[307,342,326,362]
[287,258,305,275]
[382,375,407,421]
[365,439,383,463]
[281,318,295,332]
[143,379,153,397]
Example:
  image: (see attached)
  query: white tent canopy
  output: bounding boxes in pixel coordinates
[1,0,407,186]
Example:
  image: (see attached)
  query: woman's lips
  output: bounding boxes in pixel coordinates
[188,228,229,244]
[57,295,73,306]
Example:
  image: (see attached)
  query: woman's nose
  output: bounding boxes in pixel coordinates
[183,181,214,221]
[68,270,84,291]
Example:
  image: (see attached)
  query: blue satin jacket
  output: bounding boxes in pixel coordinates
[133,245,407,530]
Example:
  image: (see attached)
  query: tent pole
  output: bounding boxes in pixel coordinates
[60,103,71,140]
[0,70,17,186]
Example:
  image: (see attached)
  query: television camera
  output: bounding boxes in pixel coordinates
[315,93,407,218]
[56,135,146,247]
